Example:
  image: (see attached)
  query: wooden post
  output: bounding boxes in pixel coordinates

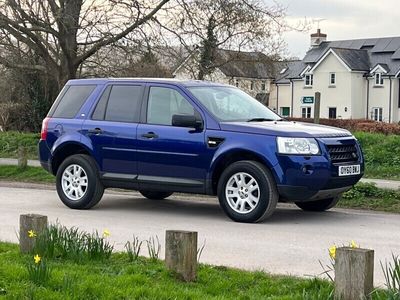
[335,247,374,300]
[18,146,28,169]
[314,92,321,124]
[19,214,48,254]
[165,230,198,282]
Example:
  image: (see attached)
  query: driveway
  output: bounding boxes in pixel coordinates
[0,184,398,287]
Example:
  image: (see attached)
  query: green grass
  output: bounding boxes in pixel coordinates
[0,131,399,180]
[0,131,39,160]
[0,242,338,299]
[354,132,400,180]
[0,165,54,183]
[339,182,400,213]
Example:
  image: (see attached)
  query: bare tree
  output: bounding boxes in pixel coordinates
[0,0,171,89]
[154,0,292,79]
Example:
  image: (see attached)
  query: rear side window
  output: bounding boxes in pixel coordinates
[92,85,142,123]
[50,85,95,118]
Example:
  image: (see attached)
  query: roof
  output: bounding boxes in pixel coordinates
[277,36,400,83]
[66,77,232,87]
[214,49,277,79]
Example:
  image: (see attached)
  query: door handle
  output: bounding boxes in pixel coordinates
[141,132,158,139]
[88,128,103,135]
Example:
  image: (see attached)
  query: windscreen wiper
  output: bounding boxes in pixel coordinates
[247,118,282,122]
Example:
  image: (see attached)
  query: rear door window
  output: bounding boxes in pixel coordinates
[50,85,96,118]
[92,85,143,123]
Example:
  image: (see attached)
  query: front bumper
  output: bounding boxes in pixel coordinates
[273,136,364,202]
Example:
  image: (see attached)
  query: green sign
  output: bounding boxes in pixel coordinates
[301,96,314,104]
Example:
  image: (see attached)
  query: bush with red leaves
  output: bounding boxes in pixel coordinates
[288,118,400,135]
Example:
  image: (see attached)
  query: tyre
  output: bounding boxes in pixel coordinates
[295,197,339,212]
[139,190,173,200]
[217,160,278,223]
[56,154,104,209]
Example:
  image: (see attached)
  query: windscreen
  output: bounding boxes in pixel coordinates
[188,86,281,122]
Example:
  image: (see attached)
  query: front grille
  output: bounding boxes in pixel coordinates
[326,144,359,164]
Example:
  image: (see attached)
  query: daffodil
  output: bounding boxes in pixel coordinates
[329,245,336,259]
[33,254,41,264]
[28,230,36,238]
[350,240,359,248]
[103,229,110,238]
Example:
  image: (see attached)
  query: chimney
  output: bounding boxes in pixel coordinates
[310,29,327,48]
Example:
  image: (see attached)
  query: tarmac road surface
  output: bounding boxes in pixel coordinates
[1,184,399,287]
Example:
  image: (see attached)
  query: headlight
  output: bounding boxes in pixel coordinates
[276,137,320,155]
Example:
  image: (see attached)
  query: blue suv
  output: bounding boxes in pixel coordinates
[39,78,364,223]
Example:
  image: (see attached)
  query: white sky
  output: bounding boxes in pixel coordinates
[276,0,400,58]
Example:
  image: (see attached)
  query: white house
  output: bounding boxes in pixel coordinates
[272,30,400,123]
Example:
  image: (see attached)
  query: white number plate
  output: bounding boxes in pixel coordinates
[338,165,361,176]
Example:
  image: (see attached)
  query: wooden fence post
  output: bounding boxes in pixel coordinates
[19,214,48,254]
[335,247,374,300]
[314,92,321,124]
[18,146,28,169]
[165,230,197,282]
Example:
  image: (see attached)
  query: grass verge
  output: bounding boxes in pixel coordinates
[0,165,54,183]
[338,182,400,213]
[1,131,400,180]
[0,131,39,160]
[0,242,338,299]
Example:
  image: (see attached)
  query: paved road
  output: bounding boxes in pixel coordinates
[0,158,40,167]
[0,185,398,287]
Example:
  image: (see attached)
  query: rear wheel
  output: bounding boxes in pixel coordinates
[217,160,278,223]
[139,190,173,200]
[295,197,339,212]
[56,154,104,209]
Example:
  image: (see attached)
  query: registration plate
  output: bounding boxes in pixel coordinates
[338,165,361,176]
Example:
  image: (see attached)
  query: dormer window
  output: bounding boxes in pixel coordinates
[305,74,313,87]
[375,73,383,86]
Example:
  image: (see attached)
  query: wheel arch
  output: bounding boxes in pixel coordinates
[208,149,277,195]
[51,142,94,175]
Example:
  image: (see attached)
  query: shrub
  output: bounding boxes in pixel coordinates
[288,118,400,135]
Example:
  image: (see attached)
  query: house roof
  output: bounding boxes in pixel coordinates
[277,36,400,83]
[214,49,278,79]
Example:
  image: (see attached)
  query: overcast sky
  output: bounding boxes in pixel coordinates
[277,0,400,58]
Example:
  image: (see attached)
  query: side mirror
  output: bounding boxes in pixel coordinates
[172,114,203,130]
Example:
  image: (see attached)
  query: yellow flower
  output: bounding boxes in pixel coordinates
[350,240,359,248]
[103,229,110,238]
[28,230,36,238]
[329,245,337,259]
[33,254,41,264]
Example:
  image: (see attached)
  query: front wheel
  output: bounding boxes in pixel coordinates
[217,160,278,223]
[139,190,173,200]
[295,197,339,212]
[56,154,104,209]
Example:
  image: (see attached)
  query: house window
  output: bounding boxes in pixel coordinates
[305,74,313,87]
[375,73,384,86]
[371,107,383,121]
[261,81,266,91]
[235,79,240,87]
[328,107,337,119]
[250,81,255,91]
[301,106,312,118]
[280,107,290,117]
[329,73,336,86]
